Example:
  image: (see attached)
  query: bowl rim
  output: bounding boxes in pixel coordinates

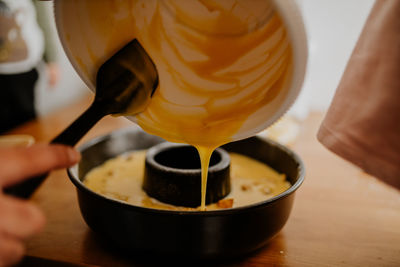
[67,128,305,217]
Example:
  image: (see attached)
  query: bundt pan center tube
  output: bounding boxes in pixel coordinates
[143,143,231,207]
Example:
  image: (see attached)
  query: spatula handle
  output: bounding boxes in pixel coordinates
[3,102,105,199]
[51,102,105,147]
[3,174,47,199]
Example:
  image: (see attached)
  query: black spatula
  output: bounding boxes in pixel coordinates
[5,39,158,198]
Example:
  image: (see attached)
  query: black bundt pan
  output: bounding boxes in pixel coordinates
[67,127,305,259]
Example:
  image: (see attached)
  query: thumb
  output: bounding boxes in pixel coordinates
[0,144,80,188]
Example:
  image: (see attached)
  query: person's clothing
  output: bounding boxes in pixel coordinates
[318,0,400,189]
[0,68,37,133]
[0,0,56,132]
[0,0,45,73]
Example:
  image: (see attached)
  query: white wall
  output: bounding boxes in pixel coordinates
[290,0,375,118]
[35,0,375,117]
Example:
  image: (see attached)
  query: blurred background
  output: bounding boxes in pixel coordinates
[292,0,374,118]
[34,0,375,119]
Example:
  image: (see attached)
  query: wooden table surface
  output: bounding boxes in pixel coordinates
[9,95,400,267]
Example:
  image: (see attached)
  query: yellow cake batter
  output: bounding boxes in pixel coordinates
[83,150,290,211]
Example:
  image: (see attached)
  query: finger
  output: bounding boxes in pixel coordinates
[0,195,45,240]
[0,234,25,267]
[0,144,80,188]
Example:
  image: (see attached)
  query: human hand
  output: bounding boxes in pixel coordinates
[0,144,80,267]
[46,62,60,88]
